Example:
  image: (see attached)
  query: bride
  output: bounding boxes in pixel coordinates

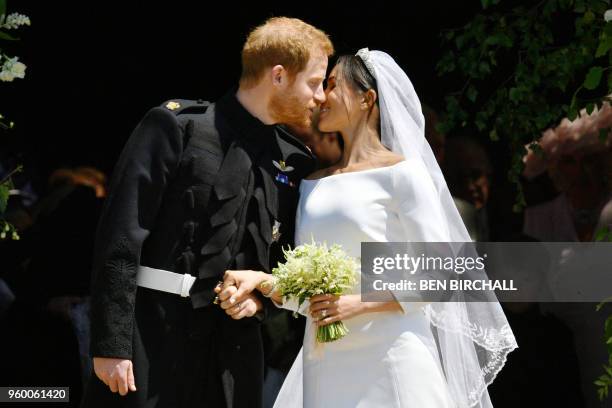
[216,49,517,408]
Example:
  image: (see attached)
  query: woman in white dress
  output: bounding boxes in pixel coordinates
[218,49,517,408]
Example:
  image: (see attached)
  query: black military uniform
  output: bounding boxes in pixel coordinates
[82,90,315,408]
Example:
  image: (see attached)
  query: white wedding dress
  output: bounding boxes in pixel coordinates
[273,160,457,408]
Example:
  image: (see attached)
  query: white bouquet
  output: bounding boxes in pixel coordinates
[271,241,358,343]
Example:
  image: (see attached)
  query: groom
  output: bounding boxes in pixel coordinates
[83,17,333,408]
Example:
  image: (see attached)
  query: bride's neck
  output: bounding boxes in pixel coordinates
[339,120,385,167]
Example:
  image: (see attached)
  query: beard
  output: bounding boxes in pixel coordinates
[268,87,312,129]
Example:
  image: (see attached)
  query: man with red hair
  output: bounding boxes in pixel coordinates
[84,17,333,408]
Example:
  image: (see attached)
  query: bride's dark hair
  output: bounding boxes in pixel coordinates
[333,55,381,140]
[335,55,379,106]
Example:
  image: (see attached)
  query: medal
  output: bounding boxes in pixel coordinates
[273,159,296,187]
[272,220,282,242]
[275,173,295,187]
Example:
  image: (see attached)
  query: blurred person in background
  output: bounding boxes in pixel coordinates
[423,105,492,242]
[522,103,612,408]
[0,165,107,407]
[443,136,493,242]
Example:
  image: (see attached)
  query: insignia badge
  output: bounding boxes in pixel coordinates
[272,220,282,242]
[273,160,294,172]
[165,101,181,111]
[275,173,295,187]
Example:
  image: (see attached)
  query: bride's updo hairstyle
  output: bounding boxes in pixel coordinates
[335,55,378,105]
[334,55,381,133]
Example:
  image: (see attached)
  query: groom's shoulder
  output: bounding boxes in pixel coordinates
[159,98,213,117]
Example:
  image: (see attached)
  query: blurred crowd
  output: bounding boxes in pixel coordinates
[0,101,611,407]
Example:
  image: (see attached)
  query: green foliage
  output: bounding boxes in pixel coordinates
[596,298,612,400]
[0,180,9,213]
[437,3,612,399]
[436,0,611,211]
[595,225,612,241]
[0,1,28,241]
[0,31,17,41]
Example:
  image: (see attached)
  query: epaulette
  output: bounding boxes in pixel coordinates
[161,98,210,115]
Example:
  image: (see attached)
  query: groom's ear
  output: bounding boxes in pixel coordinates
[271,65,286,87]
[361,89,377,110]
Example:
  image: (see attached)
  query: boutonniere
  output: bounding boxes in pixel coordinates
[273,160,294,173]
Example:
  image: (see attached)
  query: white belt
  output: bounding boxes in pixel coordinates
[136,266,196,297]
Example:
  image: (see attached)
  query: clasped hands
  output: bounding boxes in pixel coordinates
[215,270,367,326]
[94,270,382,396]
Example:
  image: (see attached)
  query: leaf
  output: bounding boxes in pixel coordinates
[512,203,523,213]
[606,315,612,336]
[498,33,513,48]
[0,183,9,214]
[455,35,466,49]
[467,85,478,102]
[574,1,586,13]
[0,0,5,21]
[479,61,491,76]
[509,87,521,103]
[598,226,612,241]
[584,66,604,90]
[489,128,499,141]
[595,37,612,58]
[568,93,579,120]
[587,102,595,115]
[0,31,18,41]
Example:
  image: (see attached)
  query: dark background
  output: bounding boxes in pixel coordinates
[0,2,595,407]
[1,1,482,186]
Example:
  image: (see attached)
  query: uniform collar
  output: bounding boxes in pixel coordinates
[216,88,276,145]
[216,87,316,167]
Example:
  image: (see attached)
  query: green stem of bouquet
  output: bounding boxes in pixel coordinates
[316,321,350,343]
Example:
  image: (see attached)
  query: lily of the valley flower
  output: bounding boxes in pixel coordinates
[0,13,31,30]
[0,56,27,82]
[605,9,612,22]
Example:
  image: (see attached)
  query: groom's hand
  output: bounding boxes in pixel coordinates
[216,270,265,305]
[216,285,263,319]
[93,357,136,396]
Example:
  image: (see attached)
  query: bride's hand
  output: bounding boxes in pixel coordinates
[216,285,263,319]
[309,294,365,327]
[215,270,268,305]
